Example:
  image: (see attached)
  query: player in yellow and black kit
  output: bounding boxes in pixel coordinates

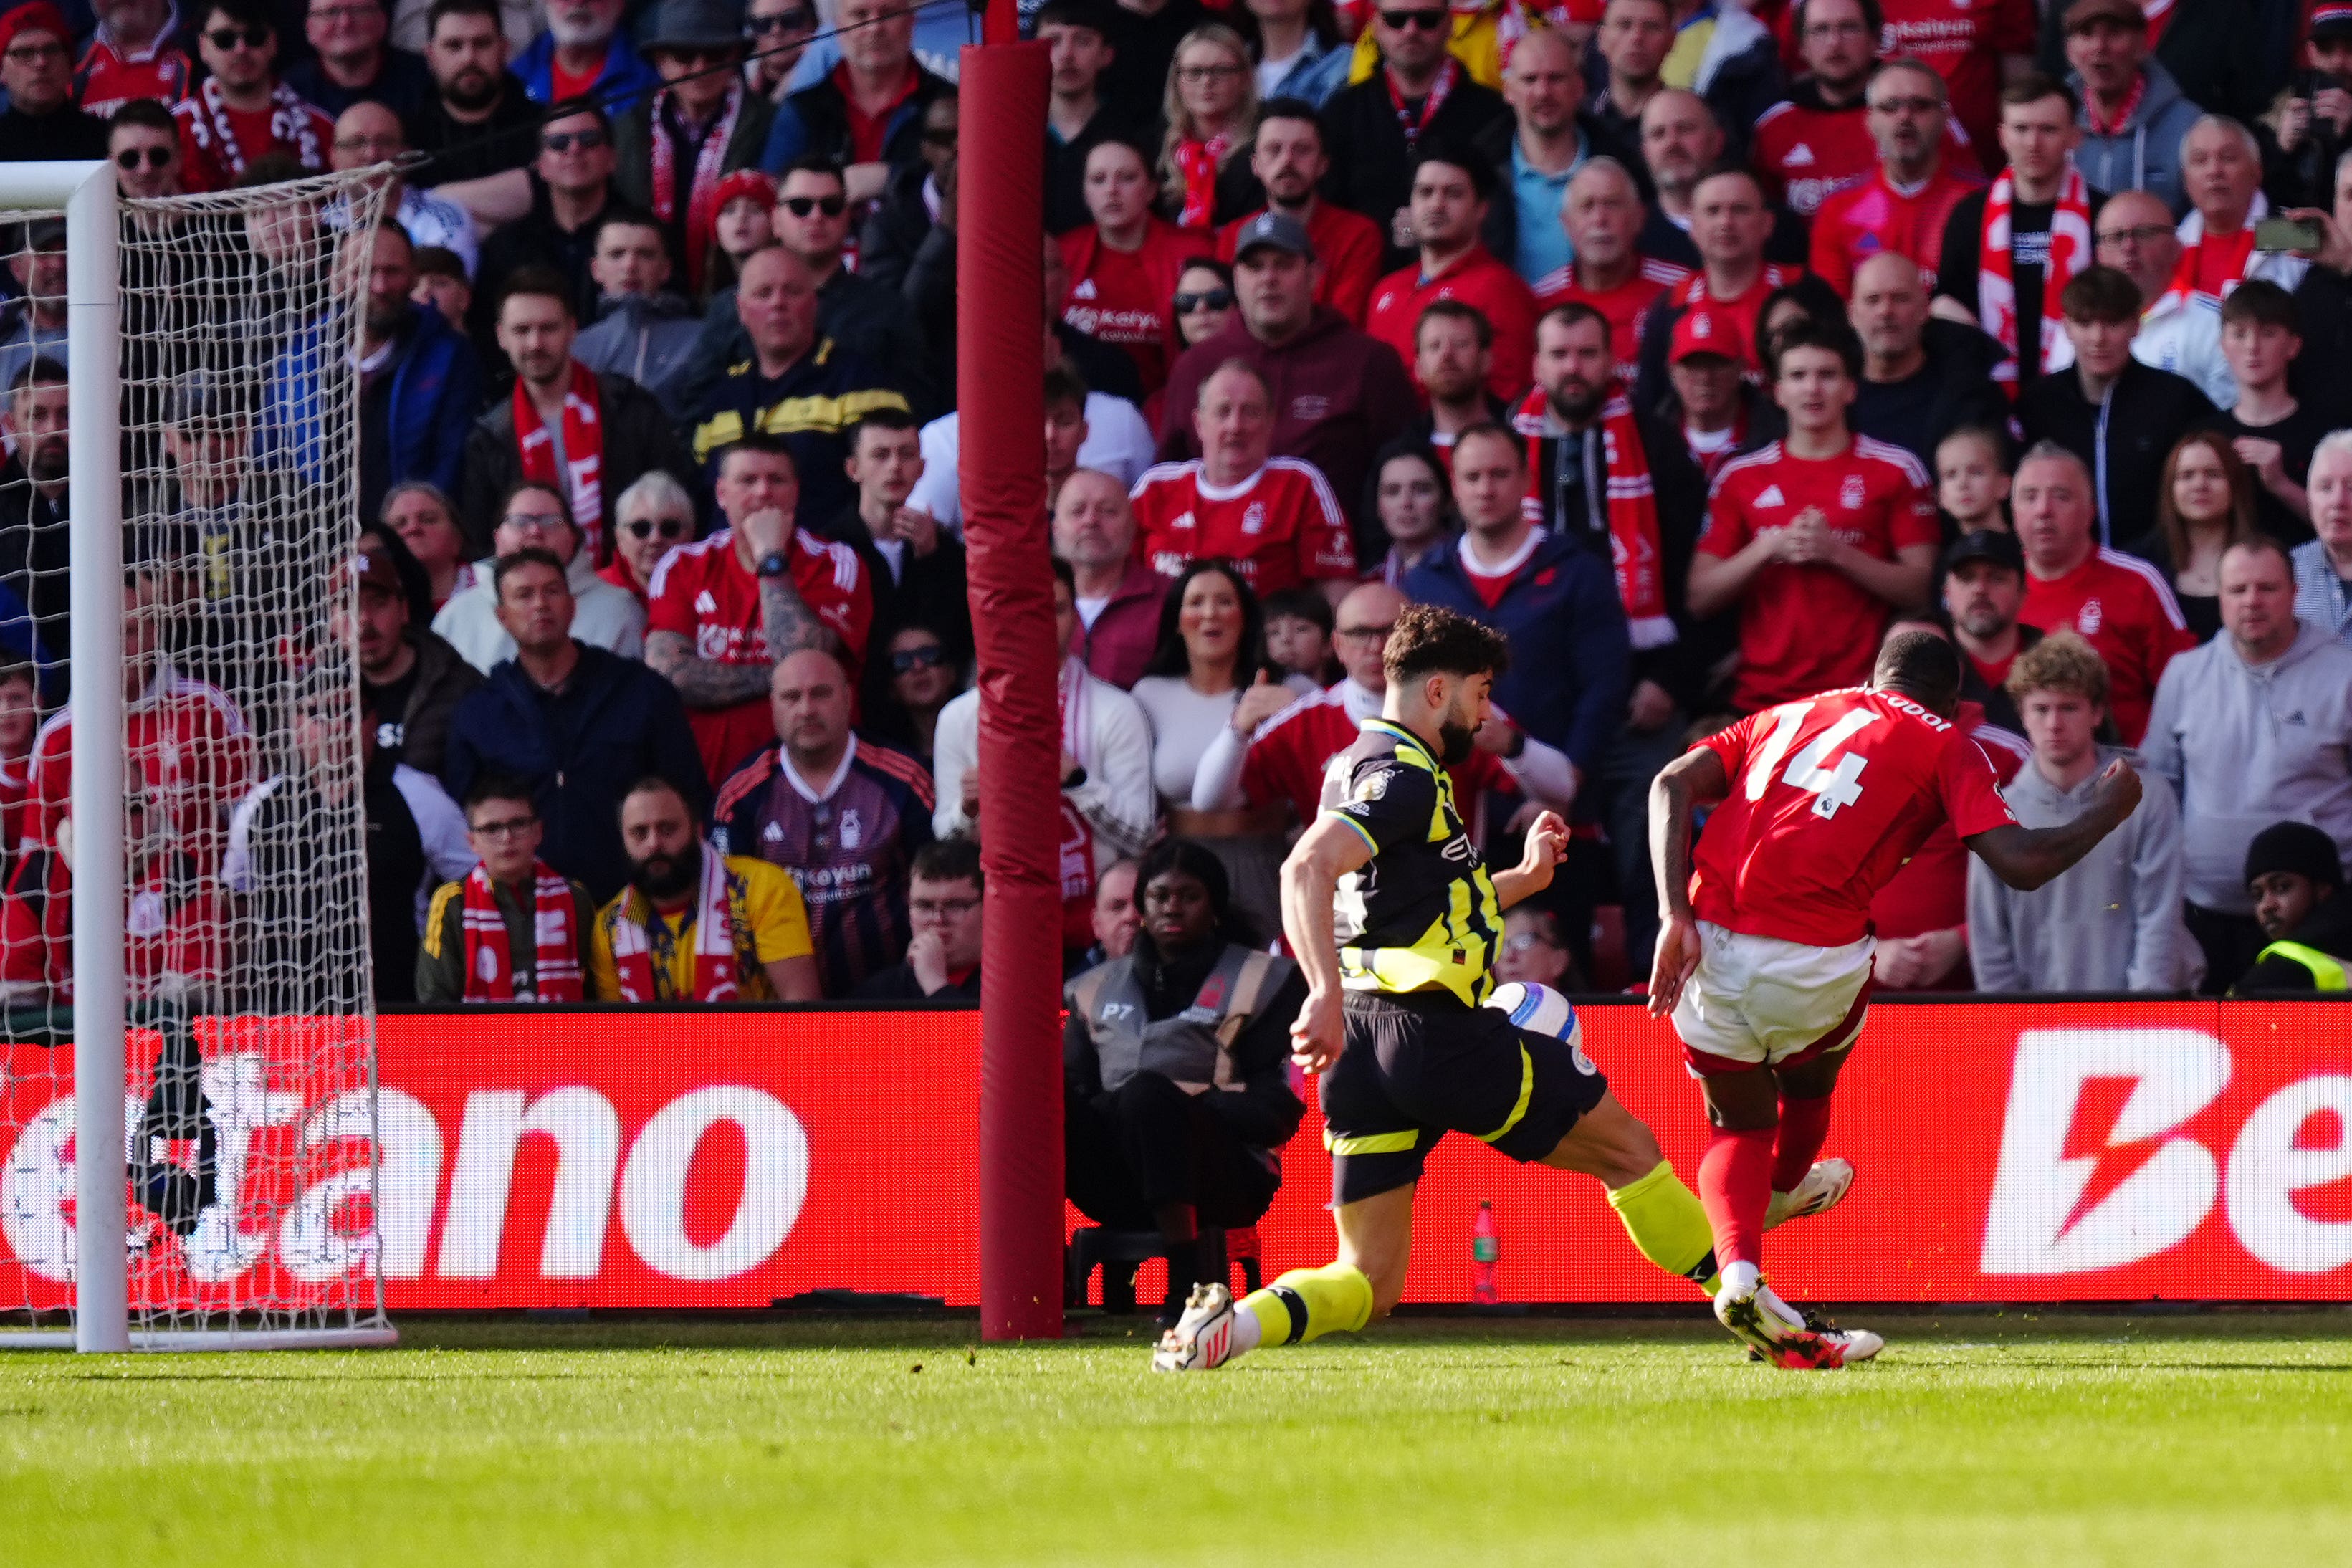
[1152,605,1734,1372]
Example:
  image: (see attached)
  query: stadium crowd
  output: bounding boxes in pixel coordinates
[1,0,2352,1036]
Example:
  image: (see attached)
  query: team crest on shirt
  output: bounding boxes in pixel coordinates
[1291,396,1331,421]
[840,808,863,849]
[1840,474,1865,510]
[2078,598,2104,635]
[1241,502,1266,535]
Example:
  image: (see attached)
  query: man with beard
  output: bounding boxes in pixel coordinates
[513,0,658,107]
[591,774,821,1001]
[404,0,540,183]
[0,360,71,671]
[1943,527,2042,733]
[1216,101,1385,325]
[712,646,934,998]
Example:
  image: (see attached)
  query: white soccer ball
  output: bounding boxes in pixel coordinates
[1487,980,1580,1049]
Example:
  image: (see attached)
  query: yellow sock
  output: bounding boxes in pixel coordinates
[1240,1262,1375,1347]
[1607,1159,1721,1296]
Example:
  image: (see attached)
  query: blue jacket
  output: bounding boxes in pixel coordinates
[1403,531,1630,774]
[440,641,711,904]
[266,302,479,507]
[514,30,661,107]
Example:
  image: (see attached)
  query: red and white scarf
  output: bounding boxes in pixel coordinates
[512,360,606,560]
[605,843,742,1002]
[1387,57,1458,151]
[1979,163,2093,389]
[1171,133,1231,231]
[2154,195,2268,316]
[1056,657,1096,947]
[1511,379,1675,649]
[459,861,585,1003]
[649,80,745,295]
[184,75,326,179]
[2083,70,2145,138]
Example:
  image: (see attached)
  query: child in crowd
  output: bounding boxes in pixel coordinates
[1937,424,2012,537]
[1261,587,1338,686]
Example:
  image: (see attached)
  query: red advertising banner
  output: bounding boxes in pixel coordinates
[2,1002,2348,1311]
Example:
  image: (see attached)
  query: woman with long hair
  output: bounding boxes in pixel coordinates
[1062,836,1306,1319]
[1363,439,1457,585]
[1058,138,1205,395]
[1160,25,1258,232]
[1128,559,1316,937]
[2128,431,2256,644]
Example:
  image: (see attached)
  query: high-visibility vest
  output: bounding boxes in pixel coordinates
[2250,940,2351,991]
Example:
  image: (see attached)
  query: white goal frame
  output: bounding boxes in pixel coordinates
[1,161,396,1353]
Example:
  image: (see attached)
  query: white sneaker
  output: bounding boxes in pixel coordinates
[1765,1157,1855,1229]
[1150,1281,1240,1372]
[1714,1278,1878,1369]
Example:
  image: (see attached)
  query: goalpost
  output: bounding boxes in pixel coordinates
[0,161,396,1350]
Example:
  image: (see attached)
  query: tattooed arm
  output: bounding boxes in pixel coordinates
[643,630,774,709]
[644,508,838,708]
[758,561,838,661]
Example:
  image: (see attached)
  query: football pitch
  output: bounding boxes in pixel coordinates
[5,1313,2349,1567]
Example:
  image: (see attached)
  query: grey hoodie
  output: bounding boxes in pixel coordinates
[1967,746,2200,993]
[573,293,703,420]
[2069,58,2204,216]
[2140,618,2352,912]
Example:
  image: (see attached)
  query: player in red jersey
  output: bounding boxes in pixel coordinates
[1129,362,1357,598]
[1647,628,2143,1367]
[1531,158,1691,386]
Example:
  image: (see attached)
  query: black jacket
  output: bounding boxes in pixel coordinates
[662,263,938,425]
[0,455,70,688]
[1319,72,1511,272]
[1934,183,2111,401]
[468,181,649,379]
[818,503,974,669]
[371,626,484,778]
[771,62,956,173]
[456,368,695,556]
[402,72,543,185]
[1960,623,2041,735]
[2016,358,2224,547]
[854,960,980,1000]
[0,105,107,162]
[1850,320,2013,475]
[439,641,711,904]
[2234,888,2352,993]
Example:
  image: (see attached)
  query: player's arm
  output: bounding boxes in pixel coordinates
[1965,757,2145,891]
[1279,813,1374,1075]
[1491,810,1569,911]
[1645,744,1731,1017]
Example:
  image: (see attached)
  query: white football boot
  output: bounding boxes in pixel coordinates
[1764,1157,1855,1229]
[1715,1276,1883,1369]
[1150,1281,1241,1372]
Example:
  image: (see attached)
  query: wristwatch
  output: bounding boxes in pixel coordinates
[756,550,789,578]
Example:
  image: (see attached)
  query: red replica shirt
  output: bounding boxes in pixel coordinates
[0,851,221,1004]
[75,38,193,119]
[1807,163,1987,297]
[1866,704,2027,954]
[171,94,335,194]
[1690,686,2019,947]
[26,673,254,855]
[1878,0,2038,164]
[1060,220,1200,396]
[1218,201,1387,325]
[2018,548,2196,745]
[1533,258,1692,385]
[1129,457,1357,593]
[646,527,874,784]
[1700,436,1942,712]
[1242,685,1512,827]
[1668,265,1799,376]
[1367,246,1541,405]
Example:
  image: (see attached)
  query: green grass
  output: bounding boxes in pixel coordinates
[4,1312,2349,1567]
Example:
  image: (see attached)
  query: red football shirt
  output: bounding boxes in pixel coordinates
[1878,0,2038,165]
[1809,163,1987,297]
[1241,685,1511,826]
[1218,201,1387,325]
[1367,246,1541,404]
[26,673,254,854]
[1699,436,1943,712]
[1532,258,1692,385]
[1866,705,2028,952]
[1129,457,1357,593]
[1689,686,2019,947]
[1666,264,1800,376]
[2018,548,2196,745]
[646,527,874,784]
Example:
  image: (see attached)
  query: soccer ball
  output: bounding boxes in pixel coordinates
[1487,981,1581,1051]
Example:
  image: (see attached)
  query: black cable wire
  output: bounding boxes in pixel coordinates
[395,0,986,180]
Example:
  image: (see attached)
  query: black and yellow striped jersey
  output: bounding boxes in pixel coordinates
[1319,717,1502,1008]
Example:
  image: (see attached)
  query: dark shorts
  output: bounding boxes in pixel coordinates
[1321,988,1611,1207]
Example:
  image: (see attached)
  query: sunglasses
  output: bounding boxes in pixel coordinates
[745,8,815,31]
[541,128,608,153]
[115,145,175,171]
[891,645,948,674]
[780,194,847,217]
[1174,287,1233,312]
[1379,9,1448,29]
[623,516,690,540]
[203,25,272,48]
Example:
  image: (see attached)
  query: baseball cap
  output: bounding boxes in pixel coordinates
[1669,305,1743,364]
[1943,528,2025,578]
[1230,211,1315,264]
[2062,0,2146,32]
[350,543,403,601]
[2313,1,2352,42]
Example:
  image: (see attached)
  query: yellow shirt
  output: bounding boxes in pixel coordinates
[588,855,813,1001]
[1347,4,1509,90]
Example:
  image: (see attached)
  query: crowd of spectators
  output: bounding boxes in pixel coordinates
[4,0,2352,1021]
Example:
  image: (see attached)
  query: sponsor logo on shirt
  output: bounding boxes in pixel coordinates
[1754,484,1786,508]
[2077,598,2104,635]
[1290,396,1332,421]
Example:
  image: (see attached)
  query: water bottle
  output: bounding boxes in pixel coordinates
[1471,1200,1498,1304]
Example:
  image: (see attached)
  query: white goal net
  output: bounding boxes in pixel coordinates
[0,164,394,1349]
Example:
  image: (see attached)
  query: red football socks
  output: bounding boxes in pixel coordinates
[1771,1094,1835,1192]
[1698,1125,1776,1268]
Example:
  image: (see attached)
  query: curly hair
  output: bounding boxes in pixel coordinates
[2004,629,2111,708]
